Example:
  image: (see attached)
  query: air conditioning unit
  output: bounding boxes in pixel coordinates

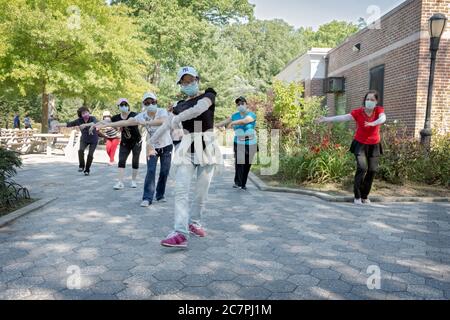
[325,77,345,93]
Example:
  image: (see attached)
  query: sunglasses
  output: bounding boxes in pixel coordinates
[119,103,129,107]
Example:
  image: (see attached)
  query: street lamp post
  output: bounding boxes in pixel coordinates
[420,13,447,149]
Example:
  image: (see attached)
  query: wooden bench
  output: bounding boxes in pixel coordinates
[1,128,82,157]
[0,129,46,154]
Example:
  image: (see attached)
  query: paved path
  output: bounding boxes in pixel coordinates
[0,154,449,300]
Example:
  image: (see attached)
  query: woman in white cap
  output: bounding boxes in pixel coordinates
[149,66,222,249]
[99,111,121,166]
[97,93,173,207]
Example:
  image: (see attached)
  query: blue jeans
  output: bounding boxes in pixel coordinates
[142,144,173,202]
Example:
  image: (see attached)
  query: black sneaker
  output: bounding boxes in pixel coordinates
[233,185,240,189]
[241,186,248,191]
[78,168,84,172]
[84,171,90,176]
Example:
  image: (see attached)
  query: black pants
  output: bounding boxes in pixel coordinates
[234,143,257,188]
[118,142,142,169]
[79,140,97,173]
[351,140,382,200]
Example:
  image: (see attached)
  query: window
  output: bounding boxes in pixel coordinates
[369,65,385,105]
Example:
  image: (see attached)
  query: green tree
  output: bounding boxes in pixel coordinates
[223,20,308,91]
[112,0,253,96]
[0,0,152,132]
[273,80,305,131]
[302,20,359,48]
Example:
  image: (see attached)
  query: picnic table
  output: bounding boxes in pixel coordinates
[33,133,65,156]
[0,128,42,153]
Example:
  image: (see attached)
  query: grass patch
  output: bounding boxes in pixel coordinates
[0,198,36,217]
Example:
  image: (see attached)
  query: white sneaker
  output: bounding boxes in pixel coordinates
[156,198,167,203]
[131,181,137,189]
[140,200,150,207]
[354,199,363,205]
[362,199,372,204]
[114,181,125,190]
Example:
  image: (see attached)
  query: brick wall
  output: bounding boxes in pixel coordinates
[383,40,422,132]
[311,79,325,97]
[305,79,325,97]
[327,0,422,75]
[325,0,449,137]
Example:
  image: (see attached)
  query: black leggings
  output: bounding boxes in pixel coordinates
[79,140,97,173]
[354,154,379,200]
[234,143,257,188]
[118,142,142,169]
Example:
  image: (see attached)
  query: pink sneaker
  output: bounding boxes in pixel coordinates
[160,232,188,248]
[189,224,207,238]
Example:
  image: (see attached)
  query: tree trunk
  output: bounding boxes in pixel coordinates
[151,61,161,86]
[41,78,49,133]
[48,94,56,119]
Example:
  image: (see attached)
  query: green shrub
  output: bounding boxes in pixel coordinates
[252,81,449,189]
[0,147,23,209]
[411,133,450,187]
[278,143,354,184]
[0,147,22,184]
[379,124,450,187]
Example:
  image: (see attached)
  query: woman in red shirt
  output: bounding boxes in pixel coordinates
[317,90,387,205]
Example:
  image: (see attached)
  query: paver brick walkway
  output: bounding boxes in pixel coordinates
[0,154,449,300]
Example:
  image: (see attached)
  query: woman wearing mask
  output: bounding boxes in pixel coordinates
[149,66,222,249]
[56,106,98,176]
[111,98,142,190]
[96,93,172,207]
[216,96,257,190]
[317,90,386,205]
[100,111,121,166]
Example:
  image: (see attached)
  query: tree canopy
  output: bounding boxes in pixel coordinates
[0,0,358,130]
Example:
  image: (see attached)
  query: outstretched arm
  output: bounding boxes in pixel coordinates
[97,118,138,129]
[79,122,96,130]
[172,97,213,126]
[148,119,165,126]
[148,97,209,149]
[365,113,387,127]
[229,115,255,127]
[148,114,174,148]
[56,119,81,128]
[316,114,354,124]
[216,117,232,128]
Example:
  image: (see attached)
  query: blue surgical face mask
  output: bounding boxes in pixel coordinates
[238,104,248,113]
[146,104,158,113]
[119,106,129,113]
[365,100,377,110]
[181,81,199,97]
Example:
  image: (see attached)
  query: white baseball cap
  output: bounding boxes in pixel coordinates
[176,66,199,84]
[142,92,157,102]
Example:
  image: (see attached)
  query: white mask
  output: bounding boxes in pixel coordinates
[146,104,158,113]
[238,104,248,113]
[365,101,377,110]
[119,106,129,113]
